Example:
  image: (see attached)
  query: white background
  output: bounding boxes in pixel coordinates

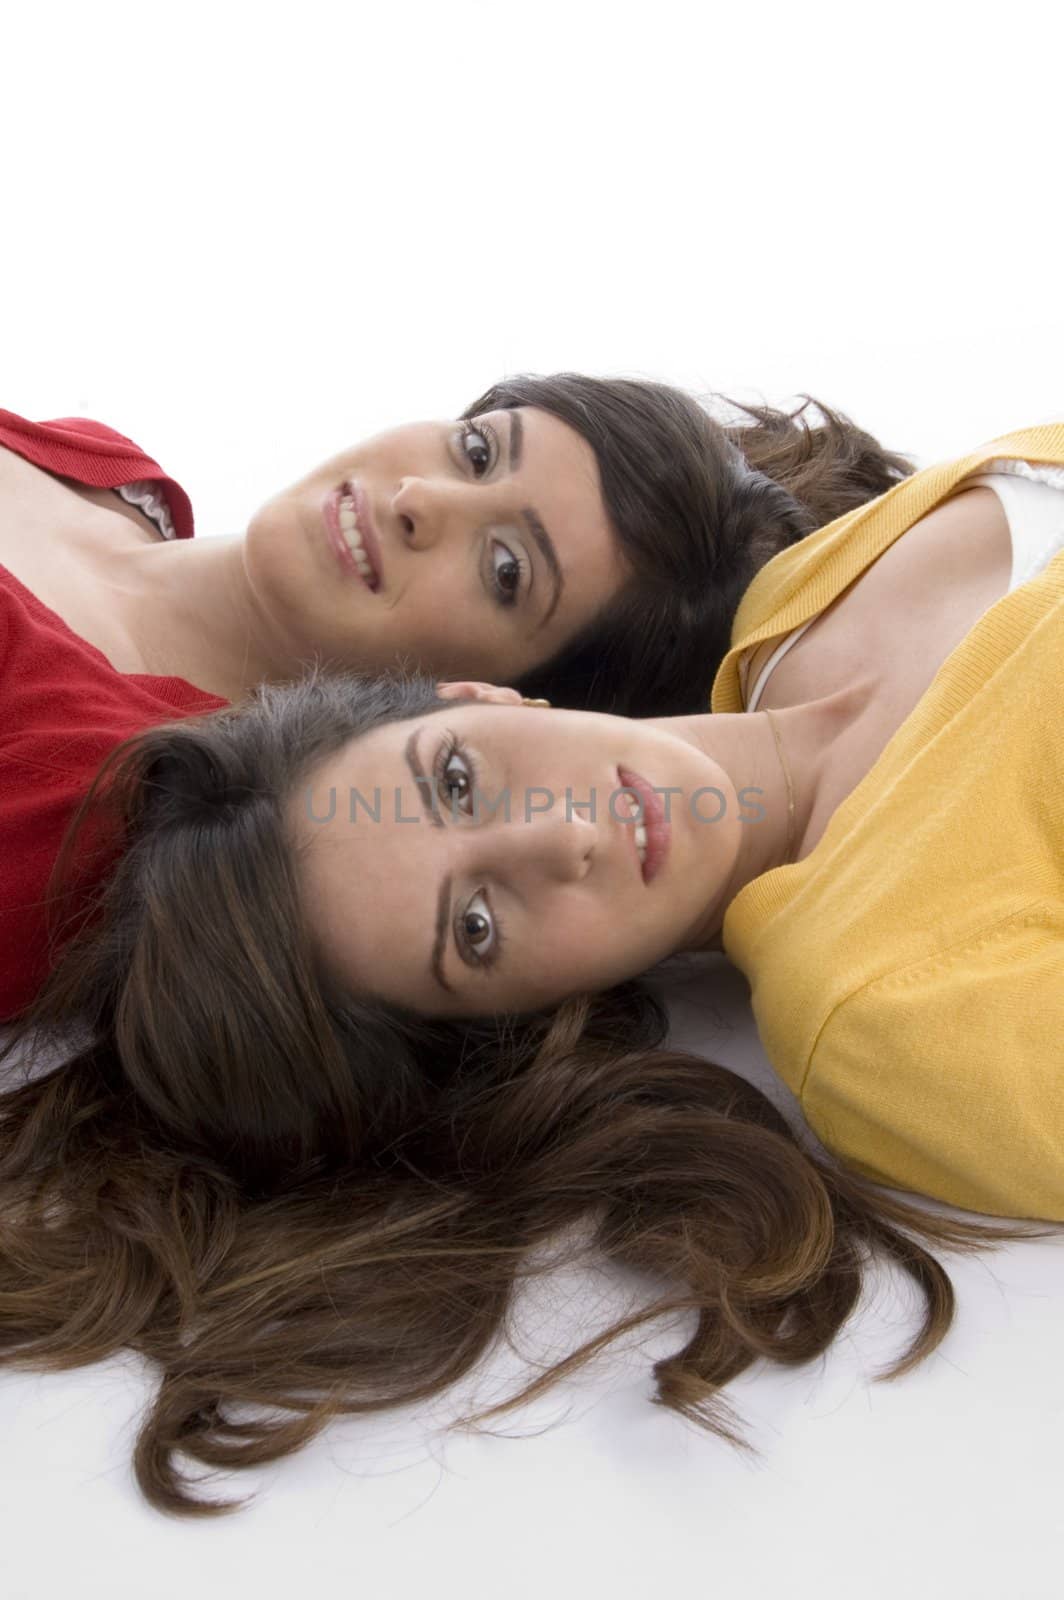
[4,0,1063,528]
[2,2,1062,1596]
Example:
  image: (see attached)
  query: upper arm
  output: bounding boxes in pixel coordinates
[854,485,1013,635]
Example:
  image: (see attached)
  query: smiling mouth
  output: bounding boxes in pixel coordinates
[619,791,649,867]
[324,485,382,591]
[617,765,670,884]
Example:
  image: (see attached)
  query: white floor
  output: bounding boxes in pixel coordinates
[2,958,1061,1600]
[4,0,1063,1587]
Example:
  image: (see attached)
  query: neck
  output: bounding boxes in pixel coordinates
[98,535,285,700]
[647,687,861,951]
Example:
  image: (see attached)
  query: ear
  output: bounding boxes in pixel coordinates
[434,680,524,706]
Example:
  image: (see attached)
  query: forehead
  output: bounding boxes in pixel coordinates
[515,407,615,538]
[512,406,602,504]
[294,716,445,1008]
[505,405,631,641]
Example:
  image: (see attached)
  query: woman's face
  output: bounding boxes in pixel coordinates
[245,407,629,683]
[291,698,747,1018]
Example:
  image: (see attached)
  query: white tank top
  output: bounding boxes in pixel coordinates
[114,480,177,541]
[743,459,1064,712]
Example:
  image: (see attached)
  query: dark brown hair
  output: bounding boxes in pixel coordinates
[462,375,915,715]
[0,673,1037,1518]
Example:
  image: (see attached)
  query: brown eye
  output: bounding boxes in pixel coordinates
[438,748,473,814]
[490,540,526,608]
[460,421,495,478]
[457,891,497,963]
[434,736,478,817]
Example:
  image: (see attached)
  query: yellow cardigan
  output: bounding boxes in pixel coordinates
[710,425,1064,1220]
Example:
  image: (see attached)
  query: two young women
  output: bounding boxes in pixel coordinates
[6,382,1061,1516]
[0,376,896,1017]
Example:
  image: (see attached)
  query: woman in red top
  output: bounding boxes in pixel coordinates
[0,381,911,1016]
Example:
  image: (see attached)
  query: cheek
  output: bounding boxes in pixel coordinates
[309,850,427,997]
[533,893,674,984]
[246,485,320,562]
[397,582,512,677]
[527,899,622,980]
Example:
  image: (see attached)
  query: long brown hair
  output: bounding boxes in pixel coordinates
[0,674,1037,1517]
[464,375,914,715]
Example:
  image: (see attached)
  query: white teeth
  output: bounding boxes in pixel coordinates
[621,792,647,868]
[338,494,375,585]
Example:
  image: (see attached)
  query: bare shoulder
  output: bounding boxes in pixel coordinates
[742,485,1012,701]
[857,484,1012,613]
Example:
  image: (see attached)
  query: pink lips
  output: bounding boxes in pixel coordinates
[617,765,670,884]
[322,481,383,591]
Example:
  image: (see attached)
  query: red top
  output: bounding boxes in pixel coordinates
[0,409,228,1020]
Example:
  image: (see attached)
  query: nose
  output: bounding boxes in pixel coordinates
[392,475,464,552]
[467,805,599,886]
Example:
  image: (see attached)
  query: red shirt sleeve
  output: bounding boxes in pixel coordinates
[0,407,217,1015]
[0,408,195,540]
[0,569,226,1020]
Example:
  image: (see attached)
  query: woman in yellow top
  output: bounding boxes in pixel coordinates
[709,425,1064,1221]
[3,422,1061,1514]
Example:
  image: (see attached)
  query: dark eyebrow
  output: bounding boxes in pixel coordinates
[522,508,564,630]
[405,728,454,993]
[506,412,564,631]
[404,727,442,829]
[507,408,523,471]
[431,873,455,994]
